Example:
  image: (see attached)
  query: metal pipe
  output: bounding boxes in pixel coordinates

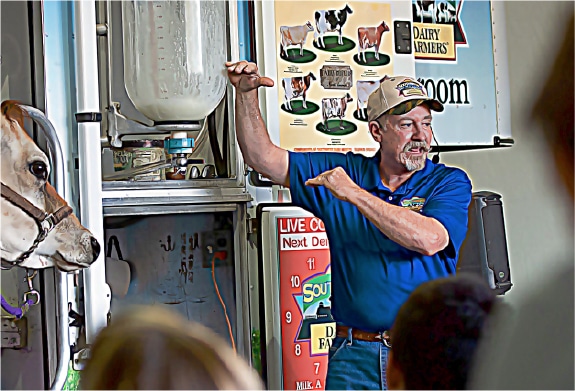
[74,0,109,347]
[20,105,70,391]
[21,106,65,195]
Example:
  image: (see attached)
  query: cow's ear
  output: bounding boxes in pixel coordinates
[369,121,384,142]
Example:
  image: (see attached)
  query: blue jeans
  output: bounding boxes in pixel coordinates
[326,333,389,390]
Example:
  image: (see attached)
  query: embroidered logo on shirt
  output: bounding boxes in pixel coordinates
[401,197,425,212]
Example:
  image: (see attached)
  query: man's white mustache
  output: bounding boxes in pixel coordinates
[403,141,430,153]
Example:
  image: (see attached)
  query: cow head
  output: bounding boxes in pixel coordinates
[305,21,314,31]
[343,4,353,14]
[380,21,390,33]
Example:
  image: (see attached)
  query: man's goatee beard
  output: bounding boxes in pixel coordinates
[402,141,429,171]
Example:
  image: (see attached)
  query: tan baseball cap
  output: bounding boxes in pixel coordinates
[367,76,444,122]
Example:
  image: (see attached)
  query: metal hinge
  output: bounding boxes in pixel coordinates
[247,217,258,235]
[1,316,27,349]
[247,217,259,250]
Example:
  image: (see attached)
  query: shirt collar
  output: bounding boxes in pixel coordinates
[362,153,435,193]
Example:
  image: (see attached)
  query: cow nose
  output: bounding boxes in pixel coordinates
[90,237,101,260]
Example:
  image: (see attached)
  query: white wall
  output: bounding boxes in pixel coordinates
[440,1,574,305]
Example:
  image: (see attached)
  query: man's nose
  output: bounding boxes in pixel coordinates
[411,123,426,139]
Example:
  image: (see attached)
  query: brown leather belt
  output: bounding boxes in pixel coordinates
[336,325,392,347]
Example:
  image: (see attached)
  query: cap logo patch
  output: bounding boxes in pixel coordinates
[395,78,426,97]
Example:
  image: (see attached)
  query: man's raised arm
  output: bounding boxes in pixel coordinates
[226,61,289,187]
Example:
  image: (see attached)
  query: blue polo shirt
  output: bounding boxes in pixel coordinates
[288,151,472,331]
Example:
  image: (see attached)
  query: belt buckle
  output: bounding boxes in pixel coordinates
[377,330,392,348]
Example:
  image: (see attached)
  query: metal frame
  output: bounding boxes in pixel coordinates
[31,2,54,387]
[35,1,80,387]
[254,1,279,145]
[20,106,70,391]
[101,187,251,208]
[101,202,253,361]
[2,3,56,388]
[75,0,253,360]
[490,1,512,140]
[258,206,315,390]
[233,203,252,361]
[73,0,110,345]
[260,209,282,390]
[103,202,246,217]
[95,0,246,189]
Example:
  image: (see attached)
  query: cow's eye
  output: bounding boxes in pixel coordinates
[29,161,48,181]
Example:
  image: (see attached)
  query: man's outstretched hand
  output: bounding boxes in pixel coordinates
[225,61,274,93]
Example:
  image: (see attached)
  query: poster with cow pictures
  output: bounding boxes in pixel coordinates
[260,0,510,154]
[271,1,409,156]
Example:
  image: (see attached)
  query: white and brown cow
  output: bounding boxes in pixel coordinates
[279,21,314,58]
[321,92,353,131]
[414,0,436,24]
[436,1,457,23]
[357,21,390,63]
[282,72,316,111]
[314,4,353,48]
[355,78,385,120]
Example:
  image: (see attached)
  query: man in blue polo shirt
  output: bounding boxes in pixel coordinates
[226,61,472,390]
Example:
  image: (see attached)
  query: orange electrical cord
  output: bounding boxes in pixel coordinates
[212,255,236,353]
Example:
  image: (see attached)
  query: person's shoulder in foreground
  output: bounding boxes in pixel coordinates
[468,263,574,390]
[468,11,574,391]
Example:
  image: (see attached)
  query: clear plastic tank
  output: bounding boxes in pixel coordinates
[122,0,227,122]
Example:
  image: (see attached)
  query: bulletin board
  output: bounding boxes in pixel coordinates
[255,0,512,155]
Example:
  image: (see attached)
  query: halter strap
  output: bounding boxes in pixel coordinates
[1,183,47,221]
[1,182,73,268]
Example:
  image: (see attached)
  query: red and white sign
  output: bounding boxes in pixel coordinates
[277,217,334,391]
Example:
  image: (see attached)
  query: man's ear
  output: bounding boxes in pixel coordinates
[386,350,405,390]
[369,120,384,142]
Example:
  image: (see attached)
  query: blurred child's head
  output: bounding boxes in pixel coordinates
[80,305,264,390]
[387,273,496,390]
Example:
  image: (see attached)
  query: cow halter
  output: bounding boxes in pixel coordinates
[1,183,73,270]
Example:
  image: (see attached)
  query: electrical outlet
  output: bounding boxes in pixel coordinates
[201,230,233,268]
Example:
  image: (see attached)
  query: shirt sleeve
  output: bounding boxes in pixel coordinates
[288,151,347,218]
[422,168,472,260]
